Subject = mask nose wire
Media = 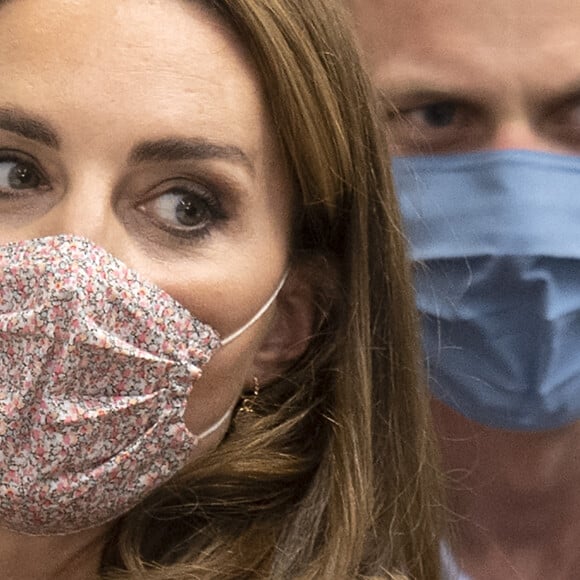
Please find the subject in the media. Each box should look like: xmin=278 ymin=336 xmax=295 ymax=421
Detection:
xmin=220 ymin=270 xmax=289 ymax=347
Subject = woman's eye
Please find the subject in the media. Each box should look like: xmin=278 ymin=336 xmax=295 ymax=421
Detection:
xmin=0 ymin=157 xmax=45 ymax=193
xmin=140 ymin=186 xmax=225 ymax=238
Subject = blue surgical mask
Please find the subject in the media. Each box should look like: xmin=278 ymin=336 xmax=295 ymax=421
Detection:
xmin=392 ymin=150 xmax=580 ymax=430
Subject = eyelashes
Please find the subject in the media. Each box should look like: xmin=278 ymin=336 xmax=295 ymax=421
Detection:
xmin=0 ymin=148 xmax=232 ymax=242
xmin=395 ymin=101 xmax=461 ymax=129
xmin=138 ymin=180 xmax=229 ymax=240
xmin=0 ymin=151 xmax=49 ymax=197
xmin=387 ymin=100 xmax=481 ymax=153
xmin=387 ymin=94 xmax=580 ymax=154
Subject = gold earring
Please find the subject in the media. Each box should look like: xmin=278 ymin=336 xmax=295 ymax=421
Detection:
xmin=239 ymin=377 xmax=261 ymax=413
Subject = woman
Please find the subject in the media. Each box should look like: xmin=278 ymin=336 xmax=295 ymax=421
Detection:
xmin=0 ymin=0 xmax=441 ymax=578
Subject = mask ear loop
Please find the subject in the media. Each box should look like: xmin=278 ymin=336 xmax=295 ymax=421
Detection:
xmin=221 ymin=270 xmax=289 ymax=347
xmin=192 ymin=402 xmax=236 ymax=445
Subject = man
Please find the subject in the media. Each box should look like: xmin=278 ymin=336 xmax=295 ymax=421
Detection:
xmin=349 ymin=1 xmax=580 ymax=578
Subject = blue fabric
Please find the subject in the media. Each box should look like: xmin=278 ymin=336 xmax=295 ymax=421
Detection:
xmin=393 ymin=150 xmax=580 ymax=261
xmin=393 ymin=150 xmax=580 ymax=430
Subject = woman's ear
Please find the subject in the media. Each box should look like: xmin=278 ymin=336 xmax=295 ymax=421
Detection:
xmin=250 ymin=262 xmax=319 ymax=382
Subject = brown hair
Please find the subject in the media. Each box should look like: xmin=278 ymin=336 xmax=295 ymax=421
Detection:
xmin=103 ymin=1 xmax=442 ymax=578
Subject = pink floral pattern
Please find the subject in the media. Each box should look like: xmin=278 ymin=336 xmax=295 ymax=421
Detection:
xmin=0 ymin=235 xmax=221 ymax=535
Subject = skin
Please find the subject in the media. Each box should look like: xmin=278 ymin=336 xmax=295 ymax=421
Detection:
xmin=0 ymin=0 xmax=311 ymax=577
xmin=351 ymin=0 xmax=580 ymax=156
xmin=349 ymin=0 xmax=580 ymax=578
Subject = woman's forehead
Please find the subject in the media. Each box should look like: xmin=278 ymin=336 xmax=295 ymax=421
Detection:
xmin=0 ymin=0 xmax=250 ymax=90
xmin=0 ymin=0 xmax=272 ymax=165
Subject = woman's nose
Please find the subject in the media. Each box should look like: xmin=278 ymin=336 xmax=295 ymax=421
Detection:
xmin=10 ymin=185 xmax=130 ymax=260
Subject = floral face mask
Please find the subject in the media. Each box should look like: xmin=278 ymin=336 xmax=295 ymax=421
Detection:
xmin=0 ymin=235 xmax=285 ymax=535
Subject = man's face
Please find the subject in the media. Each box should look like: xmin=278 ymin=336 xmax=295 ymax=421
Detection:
xmin=349 ymin=0 xmax=580 ymax=155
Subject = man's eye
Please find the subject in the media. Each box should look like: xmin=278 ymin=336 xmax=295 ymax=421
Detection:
xmin=140 ymin=186 xmax=226 ymax=239
xmin=0 ymin=157 xmax=45 ymax=193
xmin=395 ymin=101 xmax=463 ymax=131
xmin=386 ymin=99 xmax=483 ymax=154
xmin=412 ymin=102 xmax=459 ymax=128
xmin=545 ymin=96 xmax=580 ymax=149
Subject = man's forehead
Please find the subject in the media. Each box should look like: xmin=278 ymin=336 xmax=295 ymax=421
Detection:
xmin=349 ymin=0 xmax=580 ymax=39
xmin=349 ymin=0 xmax=580 ymax=77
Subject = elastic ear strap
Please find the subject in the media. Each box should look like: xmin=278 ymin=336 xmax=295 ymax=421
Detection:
xmin=221 ymin=270 xmax=289 ymax=346
xmin=194 ymin=401 xmax=236 ymax=443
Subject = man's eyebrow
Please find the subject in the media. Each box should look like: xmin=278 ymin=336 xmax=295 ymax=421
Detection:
xmin=378 ymin=86 xmax=468 ymax=110
xmin=129 ymin=137 xmax=255 ymax=174
xmin=0 ymin=107 xmax=60 ymax=148
xmin=537 ymin=83 xmax=580 ymax=112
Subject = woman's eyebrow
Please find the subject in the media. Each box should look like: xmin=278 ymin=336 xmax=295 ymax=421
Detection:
xmin=129 ymin=137 xmax=255 ymax=175
xmin=0 ymin=107 xmax=255 ymax=175
xmin=0 ymin=107 xmax=60 ymax=148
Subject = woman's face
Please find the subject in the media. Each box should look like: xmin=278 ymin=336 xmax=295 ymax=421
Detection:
xmin=0 ymin=0 xmax=295 ymax=440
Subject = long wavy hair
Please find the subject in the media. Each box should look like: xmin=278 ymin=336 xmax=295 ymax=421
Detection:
xmin=102 ymin=1 xmax=442 ymax=578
